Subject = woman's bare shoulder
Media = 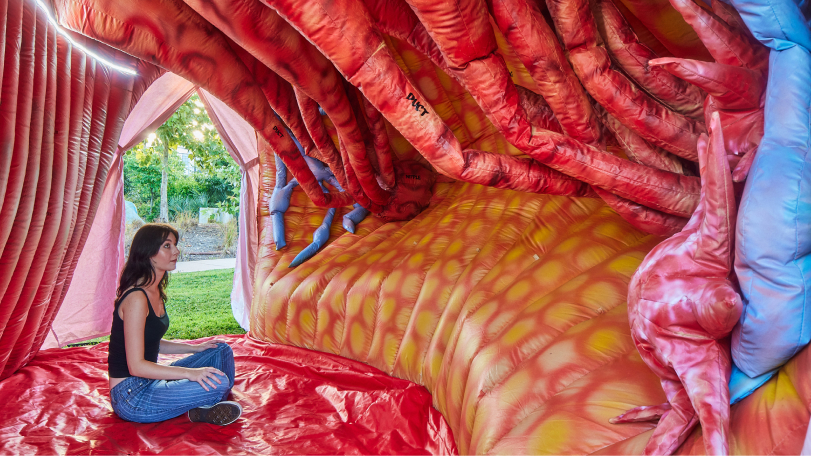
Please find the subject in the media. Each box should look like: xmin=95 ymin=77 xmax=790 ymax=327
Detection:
xmin=119 ymin=288 xmax=149 ymax=316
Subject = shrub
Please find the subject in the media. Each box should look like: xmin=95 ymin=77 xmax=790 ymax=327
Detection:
xmin=172 ymin=211 xmax=198 ymax=241
xmin=169 ymin=193 xmax=209 ymax=221
xmin=219 ymin=218 xmax=238 ymax=254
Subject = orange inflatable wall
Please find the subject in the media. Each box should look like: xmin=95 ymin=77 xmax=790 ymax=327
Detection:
xmin=252 ymin=150 xmax=810 ymax=454
xmin=248 ymin=20 xmax=809 ymax=454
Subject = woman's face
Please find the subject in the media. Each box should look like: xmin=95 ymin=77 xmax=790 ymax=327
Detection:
xmin=151 ymin=233 xmax=180 ymax=273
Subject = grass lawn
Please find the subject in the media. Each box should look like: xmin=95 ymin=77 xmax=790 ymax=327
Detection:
xmin=164 ymin=268 xmax=246 ymax=340
xmin=67 ymin=268 xmax=245 ymax=346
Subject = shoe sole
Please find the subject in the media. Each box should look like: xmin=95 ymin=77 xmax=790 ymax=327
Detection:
xmin=188 ymin=401 xmax=242 ymax=426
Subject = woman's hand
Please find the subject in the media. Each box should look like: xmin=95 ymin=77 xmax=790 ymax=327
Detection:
xmin=191 ymin=340 xmax=225 ymax=352
xmin=186 ymin=366 xmax=226 ymax=391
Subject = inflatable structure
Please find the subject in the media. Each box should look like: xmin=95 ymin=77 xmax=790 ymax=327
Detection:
xmin=0 ymin=0 xmax=809 ymax=453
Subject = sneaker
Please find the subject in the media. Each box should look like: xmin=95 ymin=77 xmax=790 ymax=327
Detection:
xmin=188 ymin=401 xmax=242 ymax=426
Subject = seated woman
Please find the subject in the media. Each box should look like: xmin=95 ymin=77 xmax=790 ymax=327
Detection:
xmin=108 ymin=223 xmax=242 ymax=425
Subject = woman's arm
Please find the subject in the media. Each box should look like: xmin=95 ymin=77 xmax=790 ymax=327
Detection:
xmin=120 ymin=293 xmax=225 ymax=391
xmin=159 ymin=339 xmax=223 ymax=355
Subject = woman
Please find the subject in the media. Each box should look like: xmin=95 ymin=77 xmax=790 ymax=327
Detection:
xmin=108 ymin=223 xmax=242 ymax=425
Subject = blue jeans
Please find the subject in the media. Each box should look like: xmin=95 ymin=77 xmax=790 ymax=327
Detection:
xmin=110 ymin=343 xmax=235 ymax=423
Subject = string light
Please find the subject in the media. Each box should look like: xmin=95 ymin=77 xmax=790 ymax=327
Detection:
xmin=34 ymin=0 xmax=138 ymax=75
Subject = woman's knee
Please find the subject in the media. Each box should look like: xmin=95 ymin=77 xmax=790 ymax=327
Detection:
xmin=211 ymin=372 xmax=232 ymax=399
xmin=213 ymin=342 xmax=233 ymax=357
xmin=215 ymin=344 xmax=235 ymax=380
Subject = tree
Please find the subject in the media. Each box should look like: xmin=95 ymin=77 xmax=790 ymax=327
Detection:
xmin=124 ymin=143 xmax=184 ymax=222
xmin=151 ymin=94 xmax=234 ymax=221
xmin=123 ymin=94 xmax=241 ymax=223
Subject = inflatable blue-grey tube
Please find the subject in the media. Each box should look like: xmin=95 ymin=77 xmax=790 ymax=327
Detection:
xmin=727 ymin=0 xmax=811 ymax=384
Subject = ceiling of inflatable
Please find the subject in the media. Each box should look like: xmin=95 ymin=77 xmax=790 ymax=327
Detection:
xmin=49 ymin=0 xmax=765 ymax=237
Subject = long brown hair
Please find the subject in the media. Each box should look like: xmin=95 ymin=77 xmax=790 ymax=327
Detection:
xmin=117 ymin=223 xmax=179 ymax=303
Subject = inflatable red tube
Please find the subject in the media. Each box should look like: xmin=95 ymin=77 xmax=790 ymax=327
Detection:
xmin=542 ymin=0 xmax=706 ymax=161
xmin=360 ymin=0 xmax=476 ymax=150
xmin=652 ymin=58 xmax=765 ymax=165
xmin=404 ymin=0 xmax=704 ymax=222
xmin=488 ymin=0 xmax=603 ymax=146
xmin=263 ymin=0 xmax=593 ymax=198
xmin=294 ymin=88 xmax=349 ymax=189
xmin=182 ymin=0 xmax=391 ymax=210
xmin=593 ymin=103 xmax=687 ymax=175
xmin=593 ymin=187 xmax=690 ymax=236
xmin=710 ymin=0 xmax=751 ymax=37
xmin=361 ymin=0 xmax=450 ymax=74
xmin=662 ymin=61 xmax=764 ymax=112
xmin=515 ymin=85 xmax=562 ymax=135
xmin=226 ymin=40 xmax=322 ymax=163
xmin=343 ymin=82 xmax=385 ymax=186
xmin=667 ymin=0 xmax=768 ymax=73
xmin=360 ymin=92 xmax=396 ymax=190
xmin=650 ymin=0 xmax=768 ymax=181
xmin=594 ymin=0 xmax=705 ymax=122
xmin=53 ymin=0 xmax=353 ymax=210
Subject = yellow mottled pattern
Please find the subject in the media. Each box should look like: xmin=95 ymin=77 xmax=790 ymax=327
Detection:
xmin=248 ymin=31 xmax=810 ymax=455
xmin=251 ymin=174 xmax=810 ymax=454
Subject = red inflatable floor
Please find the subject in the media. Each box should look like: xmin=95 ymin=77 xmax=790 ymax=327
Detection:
xmin=0 ymin=334 xmax=457 ymax=455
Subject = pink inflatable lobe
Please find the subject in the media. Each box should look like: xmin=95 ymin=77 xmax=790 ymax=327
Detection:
xmin=612 ymin=112 xmax=743 ymax=455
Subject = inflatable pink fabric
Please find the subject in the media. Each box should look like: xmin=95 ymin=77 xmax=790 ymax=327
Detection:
xmin=611 ymin=112 xmax=743 ymax=455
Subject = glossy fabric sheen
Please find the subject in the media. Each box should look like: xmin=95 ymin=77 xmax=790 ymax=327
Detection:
xmin=730 ymin=0 xmax=812 ymax=378
xmin=621 ymin=115 xmax=742 ymax=455
xmin=251 ymin=168 xmax=811 ymax=454
xmin=0 ymin=334 xmax=456 ymax=455
xmin=0 ymin=0 xmax=808 ymax=453
xmin=0 ymin=0 xmax=160 ymax=381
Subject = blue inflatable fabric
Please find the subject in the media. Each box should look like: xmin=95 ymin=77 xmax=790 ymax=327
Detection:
xmin=728 ymin=0 xmax=811 ymax=378
xmin=288 ymin=157 xmax=347 ymax=268
xmin=270 ymin=154 xmax=299 ymax=250
xmin=342 ymin=204 xmax=370 ymax=234
xmin=729 ymin=365 xmax=778 ymax=404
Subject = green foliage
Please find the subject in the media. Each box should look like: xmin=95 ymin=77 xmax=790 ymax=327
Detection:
xmin=123 ymin=145 xmax=186 ymax=222
xmin=168 ymin=194 xmax=209 ymax=220
xmin=123 ymin=94 xmax=241 ymax=222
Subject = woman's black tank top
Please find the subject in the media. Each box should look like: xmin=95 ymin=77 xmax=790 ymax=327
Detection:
xmin=108 ymin=288 xmax=169 ymax=378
